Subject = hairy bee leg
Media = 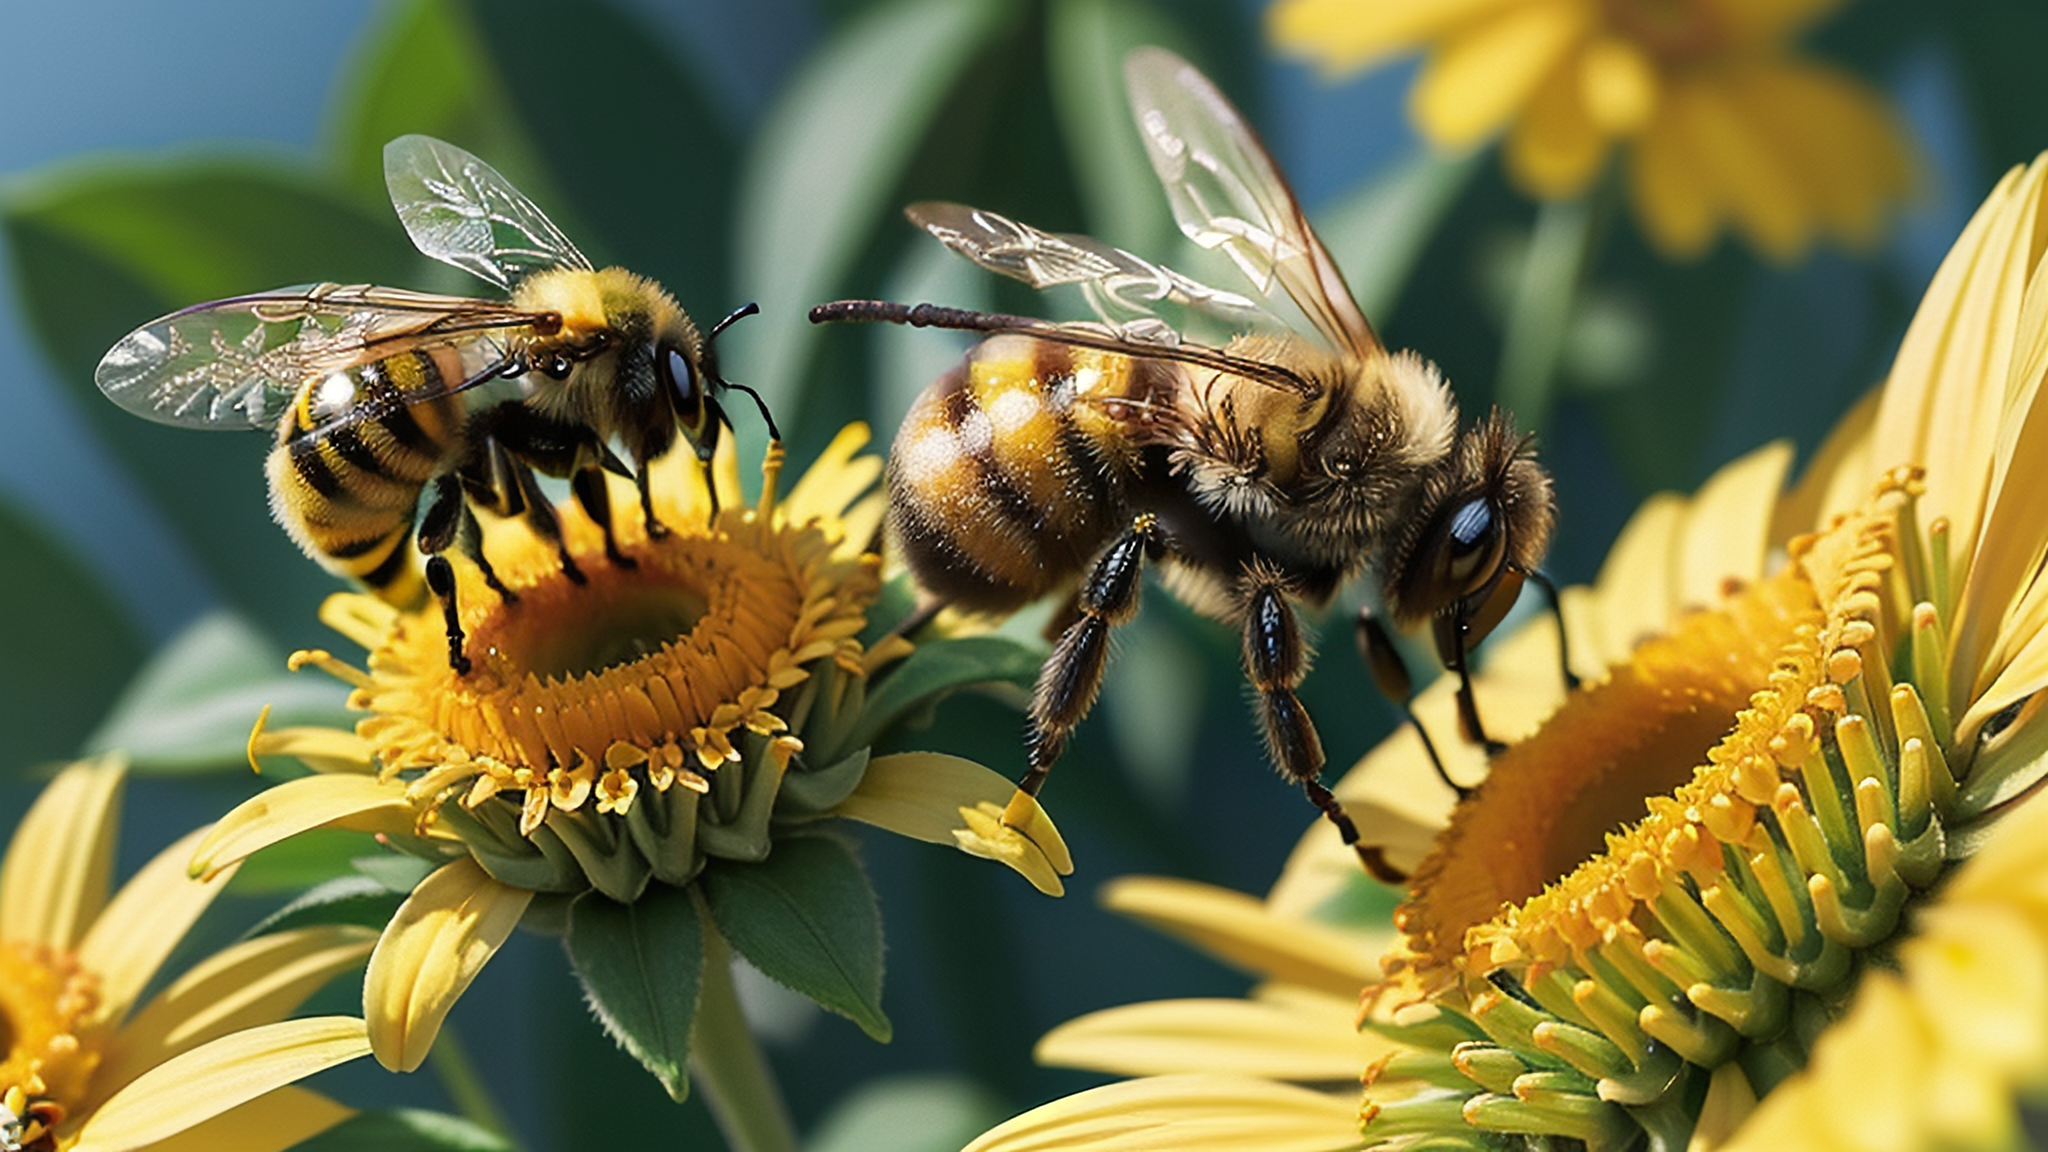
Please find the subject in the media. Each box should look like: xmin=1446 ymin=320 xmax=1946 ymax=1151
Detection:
xmin=1355 ymin=607 xmax=1467 ymax=798
xmin=636 ymin=467 xmax=671 ymax=540
xmin=1243 ymin=575 xmax=1389 ymax=881
xmin=506 ymin=461 xmax=585 ymax=585
xmin=1019 ymin=514 xmax=1159 ymax=799
xmin=570 ymin=466 xmax=635 ymax=568
xmin=425 ymin=555 xmax=472 ymax=676
xmin=419 ymin=474 xmax=515 ymax=603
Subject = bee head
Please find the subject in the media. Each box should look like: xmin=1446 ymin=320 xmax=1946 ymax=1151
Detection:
xmin=1380 ymin=408 xmax=1554 ymax=642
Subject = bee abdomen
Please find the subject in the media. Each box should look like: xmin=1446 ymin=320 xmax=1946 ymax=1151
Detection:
xmin=887 ymin=336 xmax=1131 ymax=611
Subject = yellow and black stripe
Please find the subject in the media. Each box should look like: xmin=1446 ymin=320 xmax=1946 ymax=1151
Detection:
xmin=887 ymin=333 xmax=1171 ymax=611
xmin=265 ymin=347 xmax=468 ymax=605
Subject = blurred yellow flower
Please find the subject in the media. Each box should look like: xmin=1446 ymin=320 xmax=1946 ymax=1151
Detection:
xmin=187 ymin=426 xmax=1068 ymax=1079
xmin=966 ymin=150 xmax=2048 ymax=1150
xmin=2 ymin=757 xmax=372 ymax=1152
xmin=1269 ymin=0 xmax=1916 ymax=260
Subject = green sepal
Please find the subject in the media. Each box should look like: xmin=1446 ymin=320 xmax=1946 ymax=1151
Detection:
xmin=628 ymin=785 xmax=705 ymax=887
xmin=550 ymin=809 xmax=652 ymax=904
xmin=566 ymin=884 xmax=706 ymax=1102
xmin=86 ymin=611 xmax=352 ymax=774
xmin=435 ymin=801 xmax=583 ymax=893
xmin=701 ymin=833 xmax=891 ymax=1041
xmin=696 ymin=735 xmax=789 ymax=862
xmin=776 ymin=748 xmax=870 ymax=817
xmin=241 ymin=874 xmax=408 ymax=938
xmin=840 ymin=636 xmax=1042 ymax=753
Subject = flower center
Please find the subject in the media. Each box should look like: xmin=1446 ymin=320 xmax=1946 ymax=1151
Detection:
xmin=0 ymin=942 xmax=102 ymax=1151
xmin=1601 ymin=0 xmax=1729 ymax=61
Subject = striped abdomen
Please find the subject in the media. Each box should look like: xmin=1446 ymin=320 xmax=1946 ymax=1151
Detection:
xmin=266 ymin=347 xmax=468 ymax=605
xmin=887 ymin=333 xmax=1175 ymax=611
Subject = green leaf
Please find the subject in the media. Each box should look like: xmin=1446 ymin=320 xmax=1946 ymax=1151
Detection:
xmin=1045 ymin=0 xmax=1187 ymax=252
xmin=230 ymin=829 xmax=387 ymax=895
xmin=842 ymin=635 xmax=1042 ymax=752
xmin=0 ymin=498 xmax=143 ymax=774
xmin=243 ymin=874 xmax=409 ymax=937
xmin=729 ymin=0 xmax=1016 ymax=431
xmin=2 ymin=159 xmax=419 ymax=639
xmin=85 ymin=610 xmax=352 ymax=773
xmin=1316 ymin=149 xmax=1483 ymax=327
xmin=566 ymin=884 xmax=706 ymax=1101
xmin=294 ymin=1109 xmax=514 ymax=1152
xmin=700 ymin=834 xmax=890 ymax=1041
xmin=805 ymin=1075 xmax=1006 ymax=1152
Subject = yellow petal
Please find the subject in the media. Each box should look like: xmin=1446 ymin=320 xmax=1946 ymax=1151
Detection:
xmin=1579 ymin=492 xmax=1686 ymax=664
xmin=1771 ymin=385 xmax=1879 ymax=542
xmin=1505 ymin=49 xmax=1610 ymax=199
xmin=1670 ymin=439 xmax=1792 ymax=609
xmin=1713 ymin=0 xmax=1848 ymax=45
xmin=125 ymin=1087 xmax=353 ymax=1152
xmin=1269 ymin=0 xmax=1517 ymax=74
xmin=1722 ymin=60 xmax=1911 ymax=250
xmin=189 ymin=773 xmax=415 ymax=881
xmin=964 ymin=1073 xmax=1362 ymax=1152
xmin=0 ymin=755 xmax=124 ymax=950
xmin=1102 ymin=877 xmax=1381 ymax=997
xmin=96 ymin=926 xmax=377 ymax=1100
xmin=363 ymin=857 xmax=531 ymax=1072
xmin=781 ymin=421 xmax=880 ymax=532
xmin=68 ymin=1017 xmax=370 ymax=1152
xmin=837 ymin=752 xmax=1074 ymax=894
xmin=1902 ymin=902 xmax=2048 ymax=1078
xmin=248 ymin=722 xmax=377 ymax=775
xmin=1411 ymin=1 xmax=1586 ymax=147
xmin=1037 ymin=992 xmax=1386 ymax=1080
xmin=1668 ymin=74 xmax=1810 ymax=262
xmin=1628 ymin=98 xmax=1719 ymax=259
xmin=77 ymin=827 xmax=238 ymax=1027
xmin=1577 ymin=34 xmax=1657 ymax=134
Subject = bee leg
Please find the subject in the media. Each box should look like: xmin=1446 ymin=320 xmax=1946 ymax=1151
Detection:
xmin=508 ymin=461 xmax=586 ymax=585
xmin=1433 ymin=609 xmax=1506 ymax=756
xmin=1244 ymin=573 xmax=1395 ymax=883
xmin=571 ymin=464 xmax=635 ymax=569
xmin=1527 ymin=570 xmax=1580 ymax=691
xmin=424 ymin=554 xmax=472 ymax=676
xmin=1355 ymin=607 xmax=1467 ymax=798
xmin=1018 ymin=514 xmax=1158 ymax=801
xmin=420 ymin=474 xmax=515 ymax=603
xmin=636 ymin=467 xmax=670 ymax=540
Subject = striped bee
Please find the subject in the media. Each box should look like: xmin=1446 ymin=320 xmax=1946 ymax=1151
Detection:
xmin=813 ymin=49 xmax=1554 ymax=873
xmin=95 ymin=135 xmax=772 ymax=672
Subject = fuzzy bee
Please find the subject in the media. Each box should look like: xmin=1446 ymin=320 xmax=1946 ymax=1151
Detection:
xmin=95 ymin=136 xmax=774 ymax=673
xmin=812 ymin=49 xmax=1554 ymax=870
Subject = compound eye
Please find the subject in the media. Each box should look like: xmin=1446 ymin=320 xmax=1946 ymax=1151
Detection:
xmin=1432 ymin=496 xmax=1507 ymax=601
xmin=660 ymin=344 xmax=703 ymax=428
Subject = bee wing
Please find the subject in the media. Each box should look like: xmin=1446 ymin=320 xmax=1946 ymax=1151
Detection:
xmin=383 ymin=134 xmax=592 ymax=292
xmin=1123 ymin=47 xmax=1379 ymax=360
xmin=906 ymin=200 xmax=1280 ymax=335
xmin=95 ymin=283 xmax=544 ymax=430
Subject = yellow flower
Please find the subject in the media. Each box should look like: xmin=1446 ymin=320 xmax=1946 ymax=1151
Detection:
xmin=1269 ymin=0 xmax=1916 ymax=261
xmin=186 ymin=425 xmax=1069 ymax=1083
xmin=2 ymin=757 xmax=372 ymax=1152
xmin=965 ymin=151 xmax=2048 ymax=1151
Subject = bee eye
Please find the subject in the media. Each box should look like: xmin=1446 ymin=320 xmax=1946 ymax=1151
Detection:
xmin=660 ymin=344 xmax=703 ymax=427
xmin=1435 ymin=496 xmax=1507 ymax=599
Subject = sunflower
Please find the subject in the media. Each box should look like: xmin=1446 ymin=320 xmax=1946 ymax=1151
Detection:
xmin=1 ymin=757 xmax=372 ymax=1152
xmin=962 ymin=151 xmax=2048 ymax=1151
xmin=185 ymin=425 xmax=1070 ymax=1097
xmin=1268 ymin=0 xmax=1916 ymax=261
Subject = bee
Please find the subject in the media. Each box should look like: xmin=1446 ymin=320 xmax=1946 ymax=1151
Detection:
xmin=812 ymin=48 xmax=1554 ymax=874
xmin=95 ymin=135 xmax=775 ymax=673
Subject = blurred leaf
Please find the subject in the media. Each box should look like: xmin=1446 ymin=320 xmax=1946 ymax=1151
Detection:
xmin=1317 ymin=149 xmax=1482 ymax=326
xmin=566 ymin=884 xmax=705 ymax=1101
xmin=472 ymin=0 xmax=734 ymax=308
xmin=843 ymin=635 xmax=1042 ymax=752
xmin=1044 ymin=0 xmax=1187 ymax=252
xmin=0 ymin=498 xmax=143 ymax=774
xmin=805 ymin=1074 xmax=1006 ymax=1152
xmin=86 ymin=610 xmax=352 ymax=773
xmin=1495 ymin=195 xmax=1596 ymax=434
xmin=295 ymin=1109 xmax=514 ymax=1152
xmin=2 ymin=159 xmax=418 ymax=639
xmin=701 ymin=834 xmax=890 ymax=1041
xmin=327 ymin=0 xmax=530 ymax=202
xmin=1101 ymin=610 xmax=1205 ymax=810
xmin=731 ymin=0 xmax=1016 ymax=430
xmin=231 ymin=829 xmax=388 ymax=895
xmin=244 ymin=873 xmax=409 ymax=936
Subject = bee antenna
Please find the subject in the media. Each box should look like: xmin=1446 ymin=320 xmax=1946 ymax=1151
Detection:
xmin=699 ymin=302 xmax=783 ymax=442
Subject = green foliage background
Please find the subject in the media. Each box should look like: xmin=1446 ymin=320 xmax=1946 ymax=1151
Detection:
xmin=3 ymin=0 xmax=2043 ymax=1148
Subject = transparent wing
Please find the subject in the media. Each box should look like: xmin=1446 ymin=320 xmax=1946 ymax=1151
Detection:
xmin=1123 ymin=47 xmax=1378 ymax=359
xmin=94 ymin=283 xmax=544 ymax=430
xmin=384 ymin=134 xmax=591 ymax=291
xmin=906 ymin=200 xmax=1278 ymax=341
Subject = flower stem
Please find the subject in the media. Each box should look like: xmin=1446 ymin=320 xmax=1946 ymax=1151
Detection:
xmin=692 ymin=931 xmax=799 ymax=1152
xmin=1495 ymin=189 xmax=1603 ymax=433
